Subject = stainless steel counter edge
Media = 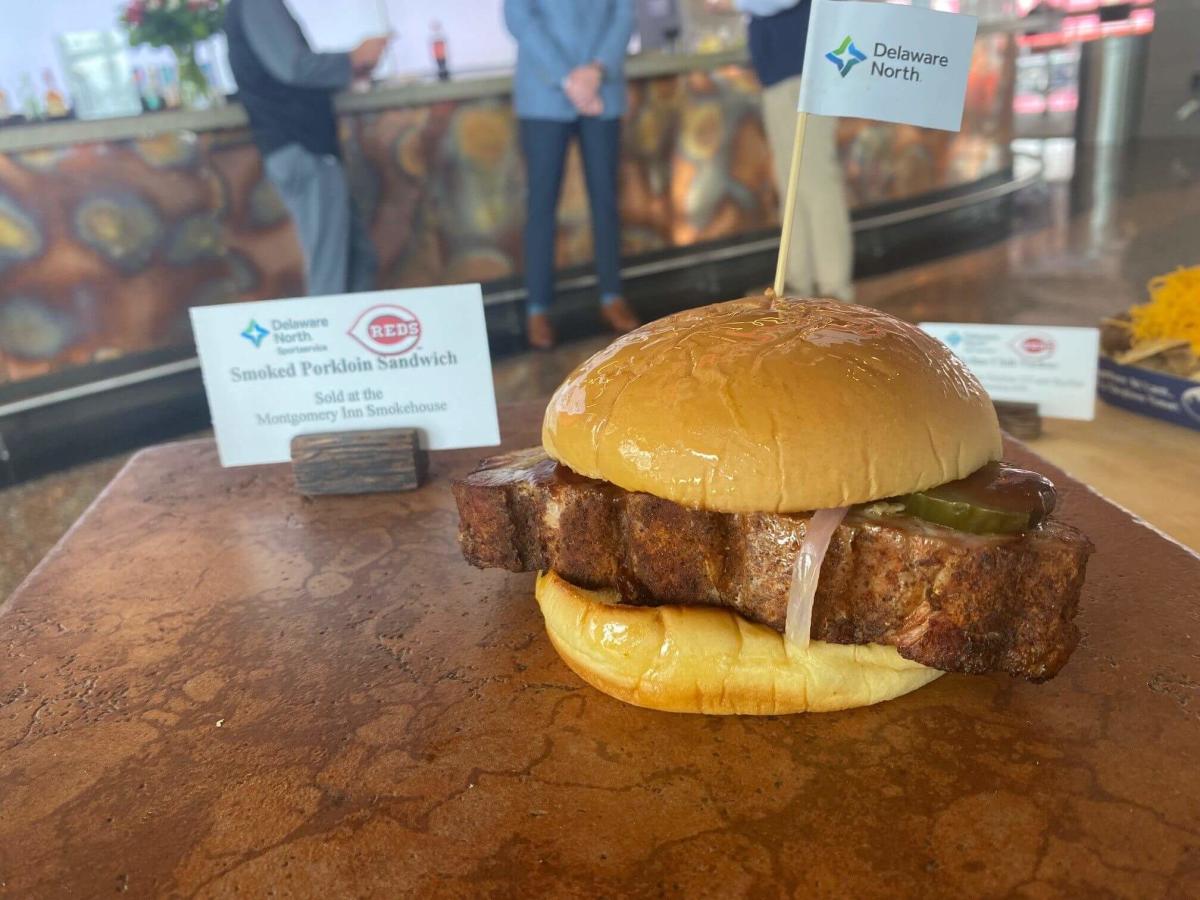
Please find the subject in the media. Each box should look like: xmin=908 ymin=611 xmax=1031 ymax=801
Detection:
xmin=0 ymin=48 xmax=751 ymax=154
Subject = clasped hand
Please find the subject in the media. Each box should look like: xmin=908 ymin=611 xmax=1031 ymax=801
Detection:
xmin=564 ymin=63 xmax=603 ymax=116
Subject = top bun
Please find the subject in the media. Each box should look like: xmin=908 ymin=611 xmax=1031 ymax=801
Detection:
xmin=542 ymin=295 xmax=1001 ymax=513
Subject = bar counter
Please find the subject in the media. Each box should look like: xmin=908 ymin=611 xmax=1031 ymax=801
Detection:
xmin=0 ymin=41 xmax=1016 ymax=384
xmin=0 ymin=50 xmax=758 ymax=154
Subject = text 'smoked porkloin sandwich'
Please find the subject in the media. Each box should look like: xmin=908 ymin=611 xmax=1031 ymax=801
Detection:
xmin=453 ymin=297 xmax=1093 ymax=714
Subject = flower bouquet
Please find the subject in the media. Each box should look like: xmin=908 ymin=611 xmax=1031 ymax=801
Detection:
xmin=119 ymin=0 xmax=227 ymax=107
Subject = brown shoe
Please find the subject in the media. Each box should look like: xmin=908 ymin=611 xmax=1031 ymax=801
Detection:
xmin=527 ymin=312 xmax=557 ymax=351
xmin=600 ymin=297 xmax=641 ymax=334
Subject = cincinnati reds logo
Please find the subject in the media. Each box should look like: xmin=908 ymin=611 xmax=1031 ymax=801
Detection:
xmin=348 ymin=305 xmax=422 ymax=356
xmin=1011 ymin=333 xmax=1056 ymax=360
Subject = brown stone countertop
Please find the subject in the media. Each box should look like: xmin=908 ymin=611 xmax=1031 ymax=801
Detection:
xmin=2 ymin=401 xmax=1199 ymax=897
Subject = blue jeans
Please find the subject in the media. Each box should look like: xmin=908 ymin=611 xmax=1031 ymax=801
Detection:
xmin=518 ymin=117 xmax=622 ymax=315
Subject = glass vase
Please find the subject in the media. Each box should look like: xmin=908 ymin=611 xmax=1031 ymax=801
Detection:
xmin=173 ymin=44 xmax=212 ymax=110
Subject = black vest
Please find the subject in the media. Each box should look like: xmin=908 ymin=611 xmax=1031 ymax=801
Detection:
xmin=224 ymin=0 xmax=340 ymax=158
xmin=747 ymin=0 xmax=812 ymax=88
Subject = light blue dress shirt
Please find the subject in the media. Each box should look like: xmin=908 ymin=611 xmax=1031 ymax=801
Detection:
xmin=504 ymin=0 xmax=635 ymax=121
xmin=735 ymin=0 xmax=802 ymax=15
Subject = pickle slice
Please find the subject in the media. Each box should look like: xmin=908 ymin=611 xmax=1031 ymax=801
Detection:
xmin=900 ymin=462 xmax=1056 ymax=535
xmin=901 ymin=491 xmax=1032 ymax=534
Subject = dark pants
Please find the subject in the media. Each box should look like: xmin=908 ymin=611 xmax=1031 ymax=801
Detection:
xmin=518 ymin=117 xmax=622 ymax=314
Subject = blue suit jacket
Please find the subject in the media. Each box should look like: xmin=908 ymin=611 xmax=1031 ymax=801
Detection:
xmin=504 ymin=0 xmax=635 ymax=121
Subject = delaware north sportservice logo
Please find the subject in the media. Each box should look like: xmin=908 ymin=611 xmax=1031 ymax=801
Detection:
xmin=240 ymin=319 xmax=270 ymax=348
xmin=825 ymin=35 xmax=867 ymax=78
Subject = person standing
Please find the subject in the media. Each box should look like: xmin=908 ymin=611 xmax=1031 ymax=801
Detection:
xmin=225 ymin=0 xmax=388 ymax=296
xmin=708 ymin=0 xmax=854 ymax=300
xmin=505 ymin=0 xmax=640 ymax=350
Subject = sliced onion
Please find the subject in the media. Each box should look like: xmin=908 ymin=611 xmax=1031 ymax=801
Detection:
xmin=784 ymin=506 xmax=849 ymax=651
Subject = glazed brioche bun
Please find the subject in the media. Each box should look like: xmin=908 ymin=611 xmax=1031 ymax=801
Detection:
xmin=536 ymin=571 xmax=942 ymax=714
xmin=543 ymin=295 xmax=1001 ymax=513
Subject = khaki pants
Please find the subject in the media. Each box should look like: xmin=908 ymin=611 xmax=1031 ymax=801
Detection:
xmin=761 ymin=75 xmax=854 ymax=300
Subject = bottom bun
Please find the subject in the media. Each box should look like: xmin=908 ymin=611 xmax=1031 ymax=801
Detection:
xmin=535 ymin=570 xmax=942 ymax=715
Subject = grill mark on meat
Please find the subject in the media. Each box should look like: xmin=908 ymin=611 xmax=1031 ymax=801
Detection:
xmin=451 ymin=448 xmax=1094 ymax=681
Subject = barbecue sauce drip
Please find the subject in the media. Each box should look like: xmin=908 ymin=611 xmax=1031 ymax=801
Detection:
xmin=899 ymin=462 xmax=1057 ymax=535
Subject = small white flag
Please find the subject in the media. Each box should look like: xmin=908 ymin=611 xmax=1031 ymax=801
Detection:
xmin=798 ymin=0 xmax=978 ymax=132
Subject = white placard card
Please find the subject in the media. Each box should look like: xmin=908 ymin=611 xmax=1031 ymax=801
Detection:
xmin=190 ymin=285 xmax=500 ymax=467
xmin=921 ymin=323 xmax=1101 ymax=421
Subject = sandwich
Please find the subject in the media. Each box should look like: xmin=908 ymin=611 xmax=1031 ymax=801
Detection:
xmin=452 ymin=296 xmax=1093 ymax=714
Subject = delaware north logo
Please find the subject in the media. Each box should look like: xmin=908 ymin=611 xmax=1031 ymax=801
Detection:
xmin=240 ymin=319 xmax=270 ymax=348
xmin=825 ymin=35 xmax=867 ymax=78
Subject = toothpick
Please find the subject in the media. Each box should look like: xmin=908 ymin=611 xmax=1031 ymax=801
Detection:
xmin=772 ymin=111 xmax=810 ymax=298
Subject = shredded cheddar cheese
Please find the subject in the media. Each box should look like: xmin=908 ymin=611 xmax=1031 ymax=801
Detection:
xmin=1131 ymin=266 xmax=1200 ymax=354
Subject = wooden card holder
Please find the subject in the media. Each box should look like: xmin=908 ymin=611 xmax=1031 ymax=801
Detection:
xmin=993 ymin=400 xmax=1042 ymax=440
xmin=290 ymin=428 xmax=428 ymax=496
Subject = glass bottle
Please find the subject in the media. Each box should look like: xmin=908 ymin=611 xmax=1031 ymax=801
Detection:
xmin=18 ymin=73 xmax=42 ymax=121
xmin=199 ymin=62 xmax=223 ymax=105
xmin=147 ymin=68 xmax=169 ymax=110
xmin=158 ymin=64 xmax=181 ymax=109
xmin=43 ymin=69 xmax=69 ymax=118
xmin=430 ymin=20 xmax=450 ymax=82
xmin=134 ymin=67 xmax=161 ymax=111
